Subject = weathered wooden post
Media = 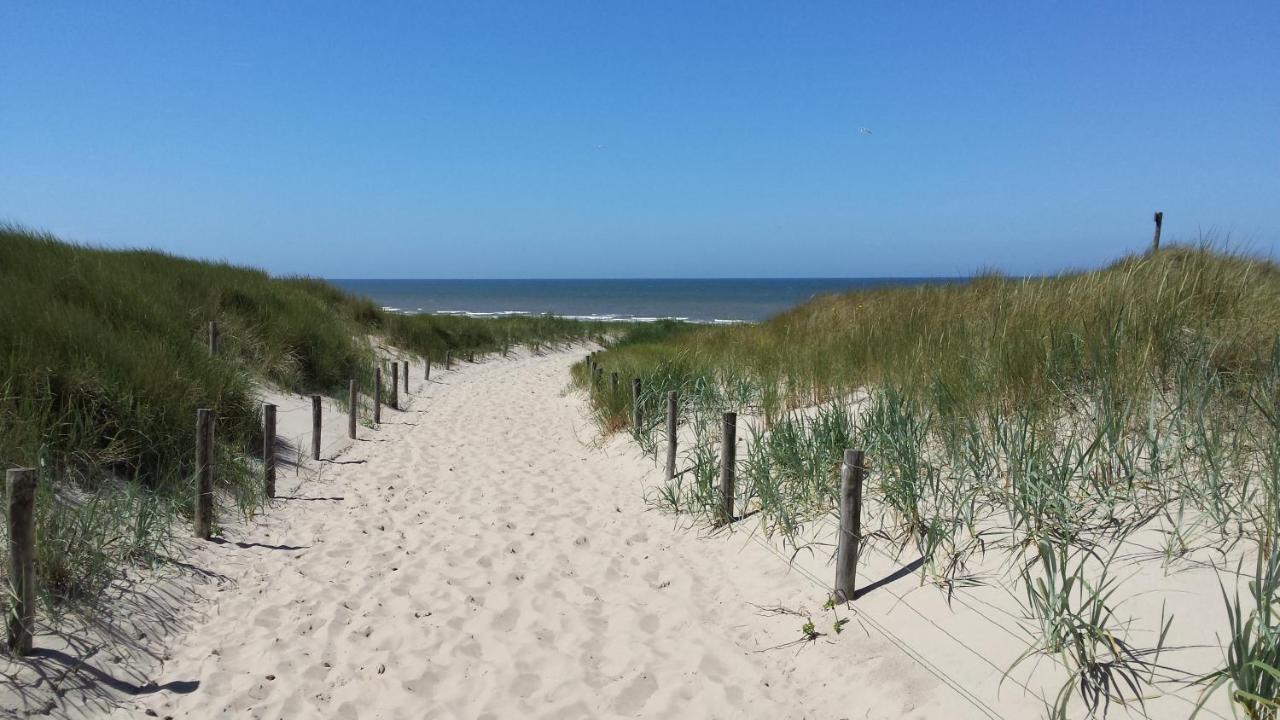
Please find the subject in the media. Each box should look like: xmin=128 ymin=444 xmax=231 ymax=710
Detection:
xmin=631 ymin=378 xmax=643 ymax=429
xmin=424 ymin=358 xmax=431 ymax=381
xmin=311 ymin=395 xmax=322 ymax=460
xmin=593 ymin=366 xmax=602 ymax=386
xmin=718 ymin=412 xmax=736 ymax=526
xmin=263 ymin=404 xmax=277 ymax=498
xmin=834 ymin=449 xmax=865 ymax=603
xmin=665 ymin=391 xmax=678 ymax=480
xmin=6 ymin=468 xmax=37 ymax=656
xmin=194 ymin=408 xmax=213 ymax=539
xmin=374 ymin=367 xmax=383 ymax=424
xmin=207 ymin=321 xmax=218 ymax=356
xmin=610 ymin=371 xmax=619 ymax=393
xmin=402 ymin=360 xmax=409 ymax=393
xmin=1152 ymin=211 xmax=1163 ymax=251
xmin=445 ymin=349 xmax=452 ymax=370
xmin=348 ymin=380 xmax=357 ymax=439
xmin=468 ymin=351 xmax=475 ymax=363
xmin=390 ymin=363 xmax=399 ymax=410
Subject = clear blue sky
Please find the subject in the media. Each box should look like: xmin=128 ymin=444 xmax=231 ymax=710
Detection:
xmin=2 ymin=2 xmax=1277 ymax=278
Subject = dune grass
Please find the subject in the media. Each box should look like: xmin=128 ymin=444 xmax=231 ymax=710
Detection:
xmin=0 ymin=226 xmax=610 ymax=609
xmin=579 ymin=244 xmax=1280 ymax=716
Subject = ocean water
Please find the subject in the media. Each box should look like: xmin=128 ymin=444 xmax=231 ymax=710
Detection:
xmin=327 ymin=278 xmax=954 ymax=324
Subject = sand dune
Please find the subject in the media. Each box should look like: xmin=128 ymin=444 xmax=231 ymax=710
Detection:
xmin=12 ymin=348 xmax=1067 ymax=719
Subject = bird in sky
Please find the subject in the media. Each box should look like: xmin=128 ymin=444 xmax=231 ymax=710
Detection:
xmin=858 ymin=127 xmax=873 ymax=135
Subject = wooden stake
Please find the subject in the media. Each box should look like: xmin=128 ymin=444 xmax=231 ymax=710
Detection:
xmin=194 ymin=408 xmax=213 ymax=539
xmin=263 ymin=404 xmax=276 ymax=498
xmin=207 ymin=320 xmax=218 ymax=356
xmin=402 ymin=360 xmax=409 ymax=393
xmin=311 ymin=395 xmax=322 ymax=460
xmin=631 ymin=378 xmax=642 ymax=429
xmin=834 ymin=449 xmax=865 ymax=603
xmin=1152 ymin=211 xmax=1164 ymax=252
xmin=348 ymin=380 xmax=357 ymax=439
xmin=390 ymin=363 xmax=399 ymax=410
xmin=445 ymin=349 xmax=452 ymax=370
xmin=374 ymin=367 xmax=382 ymax=424
xmin=665 ymin=391 xmax=678 ymax=480
xmin=6 ymin=468 xmax=37 ymax=656
xmin=718 ymin=412 xmax=736 ymax=526
xmin=424 ymin=358 xmax=431 ymax=381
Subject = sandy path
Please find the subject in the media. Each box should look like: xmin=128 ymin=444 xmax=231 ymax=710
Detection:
xmin=112 ymin=349 xmax=1012 ymax=719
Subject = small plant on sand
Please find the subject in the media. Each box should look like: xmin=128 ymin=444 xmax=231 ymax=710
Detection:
xmin=1197 ymin=546 xmax=1280 ymax=720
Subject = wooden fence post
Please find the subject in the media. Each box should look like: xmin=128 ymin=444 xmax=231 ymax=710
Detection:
xmin=374 ymin=367 xmax=383 ymax=423
xmin=311 ymin=395 xmax=322 ymax=460
xmin=593 ymin=366 xmax=602 ymax=386
xmin=718 ymin=412 xmax=736 ymax=526
xmin=1152 ymin=211 xmax=1163 ymax=252
xmin=263 ymin=404 xmax=276 ymax=498
xmin=425 ymin=358 xmax=431 ymax=381
xmin=445 ymin=349 xmax=452 ymax=370
xmin=194 ymin=408 xmax=213 ymax=539
xmin=631 ymin=378 xmax=642 ymax=429
xmin=348 ymin=380 xmax=357 ymax=439
xmin=402 ymin=360 xmax=409 ymax=393
xmin=834 ymin=449 xmax=865 ymax=603
xmin=665 ymin=391 xmax=678 ymax=480
xmin=207 ymin=321 xmax=218 ymax=356
xmin=6 ymin=468 xmax=37 ymax=656
xmin=390 ymin=363 xmax=399 ymax=410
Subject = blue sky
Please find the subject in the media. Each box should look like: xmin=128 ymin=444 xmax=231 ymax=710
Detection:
xmin=2 ymin=2 xmax=1277 ymax=278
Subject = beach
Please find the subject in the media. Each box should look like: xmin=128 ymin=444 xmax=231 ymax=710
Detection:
xmin=4 ymin=347 xmax=1047 ymax=719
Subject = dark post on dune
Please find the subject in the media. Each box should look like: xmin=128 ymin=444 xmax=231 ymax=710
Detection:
xmin=402 ymin=360 xmax=409 ymax=393
xmin=6 ymin=468 xmax=37 ymax=656
xmin=263 ymin=404 xmax=277 ymax=498
xmin=207 ymin=320 xmax=218 ymax=356
xmin=311 ymin=395 xmax=322 ymax=461
xmin=374 ymin=367 xmax=382 ymax=424
xmin=194 ymin=408 xmax=213 ymax=539
xmin=1152 ymin=211 xmax=1164 ymax=252
xmin=665 ymin=391 xmax=678 ymax=480
xmin=631 ymin=378 xmax=642 ymax=429
xmin=834 ymin=449 xmax=865 ymax=603
xmin=424 ymin=358 xmax=431 ymax=381
xmin=718 ymin=412 xmax=737 ymax=526
xmin=390 ymin=363 xmax=399 ymax=410
xmin=445 ymin=349 xmax=452 ymax=370
xmin=348 ymin=380 xmax=357 ymax=439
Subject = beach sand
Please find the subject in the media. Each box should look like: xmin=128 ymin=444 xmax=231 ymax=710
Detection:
xmin=4 ymin=348 xmax=1236 ymax=719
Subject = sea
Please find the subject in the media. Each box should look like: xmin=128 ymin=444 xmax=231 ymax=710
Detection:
xmin=327 ymin=278 xmax=954 ymax=325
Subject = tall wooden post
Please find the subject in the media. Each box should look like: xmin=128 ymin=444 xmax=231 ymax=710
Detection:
xmin=390 ymin=363 xmax=399 ymax=410
xmin=834 ymin=449 xmax=865 ymax=603
xmin=665 ymin=391 xmax=678 ymax=480
xmin=718 ymin=412 xmax=736 ymax=526
xmin=1152 ymin=211 xmax=1163 ymax=251
xmin=311 ymin=395 xmax=322 ymax=461
xmin=425 ymin=358 xmax=431 ymax=381
xmin=263 ymin=404 xmax=277 ymax=498
xmin=445 ymin=349 xmax=452 ymax=370
xmin=348 ymin=380 xmax=357 ymax=439
xmin=374 ymin=367 xmax=382 ymax=424
xmin=402 ymin=361 xmax=409 ymax=393
xmin=6 ymin=468 xmax=37 ymax=656
xmin=631 ymin=378 xmax=642 ymax=429
xmin=207 ymin=321 xmax=218 ymax=356
xmin=194 ymin=408 xmax=213 ymax=539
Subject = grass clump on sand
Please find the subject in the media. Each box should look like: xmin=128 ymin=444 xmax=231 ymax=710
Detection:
xmin=0 ymin=225 xmax=609 ymax=610
xmin=579 ymin=244 xmax=1280 ymax=717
